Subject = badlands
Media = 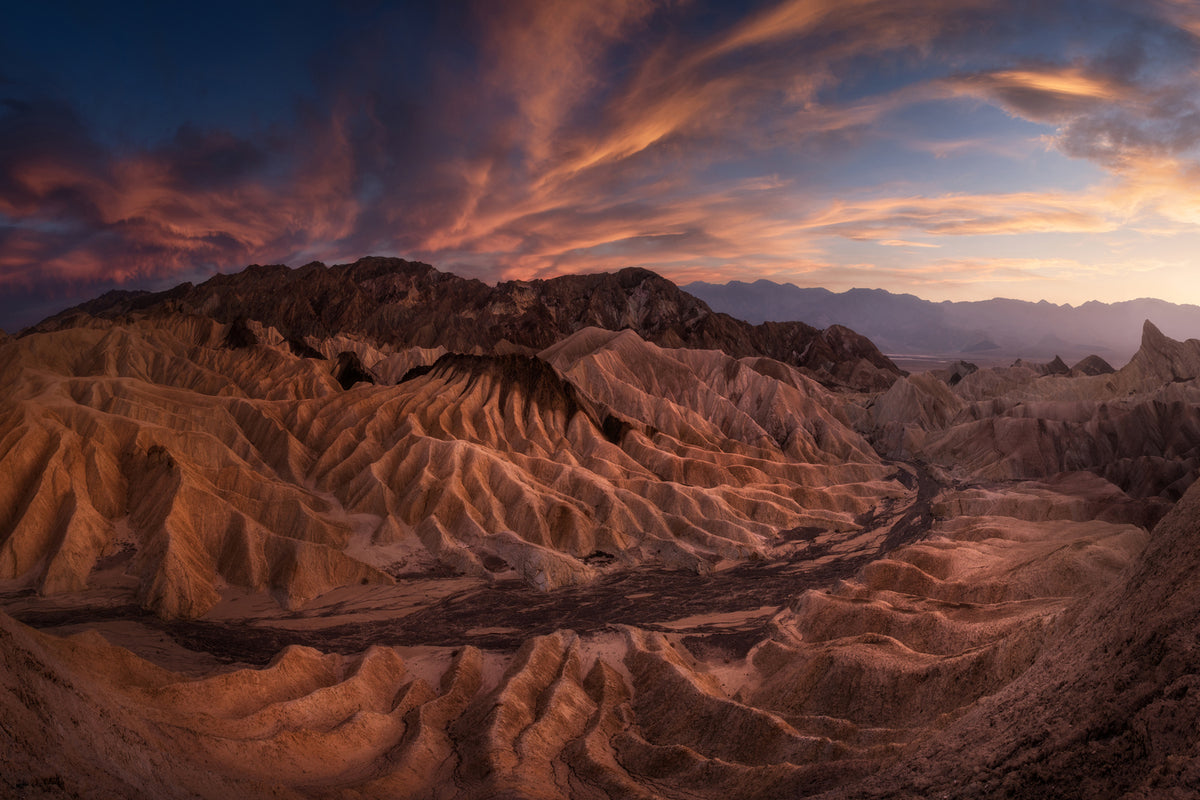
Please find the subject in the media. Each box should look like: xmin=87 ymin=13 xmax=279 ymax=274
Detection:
xmin=3 ymin=258 xmax=1200 ymax=798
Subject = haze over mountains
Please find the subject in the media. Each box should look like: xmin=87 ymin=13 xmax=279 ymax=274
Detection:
xmin=685 ymin=279 xmax=1200 ymax=365
xmin=4 ymin=258 xmax=1200 ymax=798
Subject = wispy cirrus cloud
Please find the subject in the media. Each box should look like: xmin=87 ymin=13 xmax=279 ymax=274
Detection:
xmin=794 ymin=189 xmax=1137 ymax=245
xmin=943 ymin=65 xmax=1133 ymax=122
xmin=879 ymin=239 xmax=941 ymax=248
xmin=4 ymin=0 xmax=1200 ymax=331
xmin=935 ymin=12 xmax=1200 ymax=230
xmin=401 ymin=0 xmax=1010 ymax=272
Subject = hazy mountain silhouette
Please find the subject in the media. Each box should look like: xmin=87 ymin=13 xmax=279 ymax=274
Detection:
xmin=685 ymin=279 xmax=1200 ymax=363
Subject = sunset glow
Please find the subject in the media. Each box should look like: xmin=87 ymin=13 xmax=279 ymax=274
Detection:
xmin=3 ymin=0 xmax=1200 ymax=329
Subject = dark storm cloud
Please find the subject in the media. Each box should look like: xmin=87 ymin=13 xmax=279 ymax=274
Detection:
xmin=0 ymin=98 xmax=106 ymax=222
xmin=156 ymin=127 xmax=269 ymax=191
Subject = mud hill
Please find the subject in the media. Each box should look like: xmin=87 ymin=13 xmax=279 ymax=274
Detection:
xmin=3 ymin=262 xmax=1200 ymax=799
xmin=0 ymin=314 xmax=895 ymax=620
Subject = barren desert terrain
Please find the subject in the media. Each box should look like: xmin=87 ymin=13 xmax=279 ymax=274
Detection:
xmin=4 ymin=259 xmax=1200 ymax=799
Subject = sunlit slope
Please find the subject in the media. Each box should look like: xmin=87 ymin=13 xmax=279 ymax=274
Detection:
xmin=0 ymin=475 xmax=1155 ymax=800
xmin=0 ymin=317 xmax=898 ymax=618
xmin=7 ymin=282 xmax=1200 ymax=798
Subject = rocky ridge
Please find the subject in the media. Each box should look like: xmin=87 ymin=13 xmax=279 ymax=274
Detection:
xmin=3 ymin=269 xmax=1200 ymax=798
xmin=33 ymin=258 xmax=901 ymax=392
xmin=870 ymin=320 xmax=1200 ymax=515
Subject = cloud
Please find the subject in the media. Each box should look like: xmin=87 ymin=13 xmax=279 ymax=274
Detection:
xmin=7 ymin=0 xmax=1200 ymax=331
xmin=879 ymin=239 xmax=940 ymax=248
xmin=537 ymin=0 xmax=1000 ymax=180
xmin=925 ymin=3 xmax=1200 ymax=241
xmin=944 ymin=65 xmax=1132 ymax=122
xmin=705 ymin=0 xmax=994 ymax=61
xmin=1156 ymin=0 xmax=1200 ymax=41
xmin=0 ymin=93 xmax=372 ymax=295
xmin=0 ymin=98 xmax=105 ymax=223
xmin=905 ymin=136 xmax=1038 ymax=160
xmin=474 ymin=0 xmax=660 ymax=165
xmin=801 ymin=191 xmax=1126 ymax=239
xmin=2 ymin=0 xmax=1010 ymax=312
xmin=944 ymin=57 xmax=1200 ymax=174
xmin=396 ymin=0 xmax=1016 ymax=279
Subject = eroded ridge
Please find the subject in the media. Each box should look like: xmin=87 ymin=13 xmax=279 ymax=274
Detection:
xmin=5 ymin=268 xmax=1200 ymax=798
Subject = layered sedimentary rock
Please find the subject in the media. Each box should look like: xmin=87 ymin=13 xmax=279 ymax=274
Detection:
xmin=0 ymin=474 xmax=1157 ymax=800
xmin=846 ymin=474 xmax=1200 ymax=799
xmin=0 ymin=313 xmax=896 ymax=619
xmin=871 ymin=320 xmax=1200 ymax=516
xmin=5 ymin=265 xmax=1200 ymax=799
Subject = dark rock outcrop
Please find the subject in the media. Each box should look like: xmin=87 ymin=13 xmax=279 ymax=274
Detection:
xmin=1043 ymin=354 xmax=1070 ymax=375
xmin=1012 ymin=354 xmax=1070 ymax=376
xmin=222 ymin=317 xmax=258 ymax=350
xmin=35 ymin=258 xmax=901 ymax=391
xmin=402 ymin=352 xmax=603 ymax=427
xmin=1071 ymin=354 xmax=1115 ymax=376
xmin=932 ymin=359 xmax=978 ymax=386
xmin=333 ymin=351 xmax=377 ymax=389
xmin=285 ymin=337 xmax=325 ymax=359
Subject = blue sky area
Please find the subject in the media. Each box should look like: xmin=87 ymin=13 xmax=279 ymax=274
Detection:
xmin=4 ymin=0 xmax=1200 ymax=330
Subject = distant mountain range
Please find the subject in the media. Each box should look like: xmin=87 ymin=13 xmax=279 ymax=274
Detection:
xmin=35 ymin=258 xmax=900 ymax=391
xmin=684 ymin=280 xmax=1200 ymax=364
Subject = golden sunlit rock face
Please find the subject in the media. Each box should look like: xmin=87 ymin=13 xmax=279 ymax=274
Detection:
xmin=4 ymin=262 xmax=1200 ymax=798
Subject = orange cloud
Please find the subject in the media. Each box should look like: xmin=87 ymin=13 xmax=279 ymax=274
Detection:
xmin=879 ymin=239 xmax=941 ymax=248
xmin=7 ymin=0 xmax=1200 ymax=326
xmin=794 ymin=190 xmax=1127 ymax=239
xmin=706 ymin=0 xmax=994 ymax=61
xmin=941 ymin=64 xmax=1133 ymax=123
xmin=0 ymin=116 xmax=363 ymax=293
xmin=476 ymin=0 xmax=660 ymax=165
xmin=408 ymin=0 xmax=1200 ymax=308
xmin=942 ymin=51 xmax=1200 ymax=239
xmin=958 ymin=67 xmax=1126 ymax=102
xmin=1158 ymin=0 xmax=1200 ymax=40
xmin=407 ymin=0 xmax=1001 ymax=272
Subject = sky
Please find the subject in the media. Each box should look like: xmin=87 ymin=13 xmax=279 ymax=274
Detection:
xmin=4 ymin=0 xmax=1200 ymax=331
